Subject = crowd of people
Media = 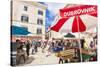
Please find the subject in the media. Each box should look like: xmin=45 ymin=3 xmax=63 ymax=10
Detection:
xmin=13 ymin=37 xmax=97 ymax=64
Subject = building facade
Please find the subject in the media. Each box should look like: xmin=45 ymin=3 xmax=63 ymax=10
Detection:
xmin=12 ymin=0 xmax=47 ymax=41
xmin=45 ymin=30 xmax=64 ymax=40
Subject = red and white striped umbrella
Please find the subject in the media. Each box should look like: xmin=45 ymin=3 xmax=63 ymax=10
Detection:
xmin=50 ymin=5 xmax=97 ymax=33
xmin=50 ymin=5 xmax=97 ymax=62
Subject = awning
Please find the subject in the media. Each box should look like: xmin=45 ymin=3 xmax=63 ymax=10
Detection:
xmin=11 ymin=25 xmax=30 ymax=35
xmin=64 ymin=33 xmax=75 ymax=38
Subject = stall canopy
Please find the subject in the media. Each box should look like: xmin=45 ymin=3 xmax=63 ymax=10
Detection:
xmin=11 ymin=25 xmax=31 ymax=35
xmin=64 ymin=33 xmax=75 ymax=38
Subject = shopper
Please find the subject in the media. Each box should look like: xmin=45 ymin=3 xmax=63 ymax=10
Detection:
xmin=26 ymin=40 xmax=31 ymax=57
xmin=34 ymin=43 xmax=38 ymax=53
xmin=90 ymin=41 xmax=94 ymax=49
xmin=16 ymin=39 xmax=21 ymax=49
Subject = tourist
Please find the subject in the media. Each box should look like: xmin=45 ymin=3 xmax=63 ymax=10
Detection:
xmin=41 ymin=41 xmax=46 ymax=53
xmin=16 ymin=39 xmax=21 ymax=49
xmin=26 ymin=40 xmax=31 ymax=57
xmin=31 ymin=40 xmax=35 ymax=54
xmin=45 ymin=44 xmax=51 ymax=57
xmin=90 ymin=41 xmax=94 ymax=49
xmin=16 ymin=41 xmax=25 ymax=64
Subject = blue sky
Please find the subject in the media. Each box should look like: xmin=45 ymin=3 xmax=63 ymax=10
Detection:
xmin=45 ymin=9 xmax=55 ymax=31
xmin=39 ymin=2 xmax=66 ymax=31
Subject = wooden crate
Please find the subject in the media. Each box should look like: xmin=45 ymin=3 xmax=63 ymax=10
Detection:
xmin=58 ymin=49 xmax=75 ymax=60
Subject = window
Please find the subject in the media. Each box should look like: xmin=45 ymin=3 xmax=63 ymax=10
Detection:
xmin=38 ymin=10 xmax=43 ymax=15
xmin=37 ymin=28 xmax=42 ymax=34
xmin=21 ymin=15 xmax=29 ymax=22
xmin=37 ymin=19 xmax=43 ymax=25
xmin=24 ymin=6 xmax=28 ymax=11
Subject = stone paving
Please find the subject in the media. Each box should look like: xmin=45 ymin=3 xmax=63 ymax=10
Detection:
xmin=17 ymin=48 xmax=59 ymax=67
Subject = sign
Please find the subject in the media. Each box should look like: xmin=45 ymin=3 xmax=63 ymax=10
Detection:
xmin=60 ymin=5 xmax=97 ymax=17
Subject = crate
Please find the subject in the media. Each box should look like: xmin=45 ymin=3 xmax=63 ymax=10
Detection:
xmin=57 ymin=49 xmax=75 ymax=60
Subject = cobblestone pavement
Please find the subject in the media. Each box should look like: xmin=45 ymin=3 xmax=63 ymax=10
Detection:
xmin=17 ymin=47 xmax=59 ymax=67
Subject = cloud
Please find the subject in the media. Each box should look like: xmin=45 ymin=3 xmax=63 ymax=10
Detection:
xmin=45 ymin=3 xmax=66 ymax=25
xmin=45 ymin=2 xmax=66 ymax=15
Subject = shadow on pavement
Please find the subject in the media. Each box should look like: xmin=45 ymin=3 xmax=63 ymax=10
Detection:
xmin=17 ymin=56 xmax=35 ymax=66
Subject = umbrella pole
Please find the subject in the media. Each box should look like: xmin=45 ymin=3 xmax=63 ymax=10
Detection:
xmin=78 ymin=32 xmax=82 ymax=62
xmin=77 ymin=16 xmax=82 ymax=62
